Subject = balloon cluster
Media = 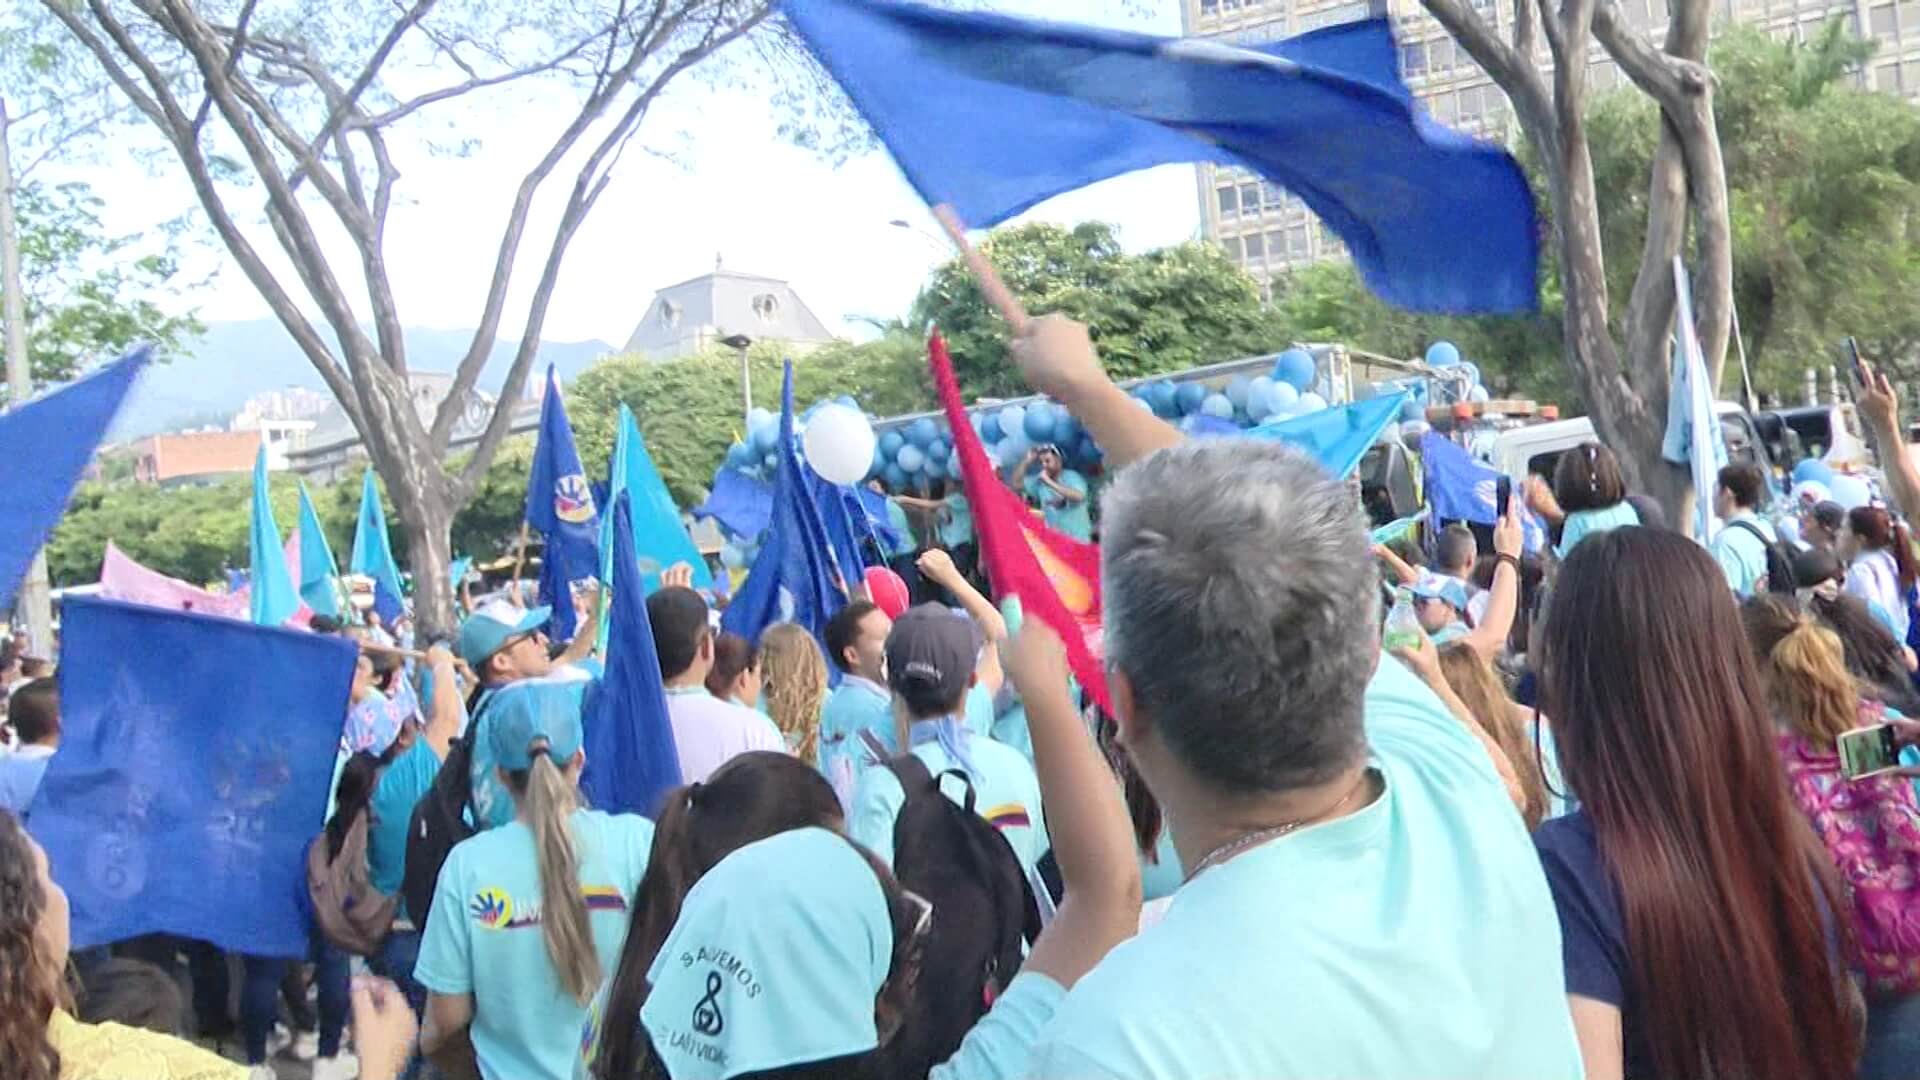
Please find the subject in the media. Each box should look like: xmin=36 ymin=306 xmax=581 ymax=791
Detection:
xmin=1422 ymin=341 xmax=1491 ymax=405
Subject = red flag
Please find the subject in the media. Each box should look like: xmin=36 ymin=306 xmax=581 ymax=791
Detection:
xmin=928 ymin=332 xmax=1111 ymax=711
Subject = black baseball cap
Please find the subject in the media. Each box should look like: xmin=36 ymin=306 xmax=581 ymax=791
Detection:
xmin=885 ymin=604 xmax=981 ymax=716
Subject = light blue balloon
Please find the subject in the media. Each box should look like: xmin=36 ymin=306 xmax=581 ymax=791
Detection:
xmin=748 ymin=406 xmax=775 ymax=430
xmin=927 ymin=437 xmax=949 ymax=464
xmin=1175 ymin=383 xmax=1209 ymax=415
xmin=1426 ymin=341 xmax=1461 ymax=367
xmin=1376 ymin=421 xmax=1402 ymax=446
xmin=980 ymin=413 xmax=1003 ymax=441
xmin=725 ymin=442 xmax=754 ymax=469
xmin=1055 ymin=413 xmax=1082 ymax=446
xmin=1225 ymin=375 xmax=1252 ymax=409
xmin=869 ymin=445 xmax=888 ymax=478
xmin=1000 ymin=431 xmax=1030 ymax=466
xmin=1024 ymin=404 xmax=1056 ymax=442
xmin=947 ymin=449 xmax=961 ymax=475
xmin=1267 ymin=381 xmax=1300 ymax=414
xmin=1202 ymin=392 xmax=1234 ymax=418
xmin=896 ymin=444 xmax=926 ymax=472
xmin=1793 ymin=459 xmax=1836 ymax=486
xmin=998 ymin=404 xmax=1027 ymax=439
xmin=1247 ymin=375 xmax=1275 ymax=415
xmin=1296 ymin=391 xmax=1329 ymax=415
xmin=879 ymin=430 xmax=905 ymax=457
xmin=1459 ymin=361 xmax=1482 ymax=387
xmin=1147 ymin=382 xmax=1178 ymax=416
xmin=1400 ymin=397 xmax=1424 ymax=422
xmin=883 ymin=463 xmax=908 ymax=489
xmin=1132 ymin=396 xmax=1154 ymax=412
xmin=1274 ymin=349 xmax=1316 ymax=391
xmin=1832 ymin=474 xmax=1872 ymax=510
xmin=1077 ymin=434 xmax=1103 ymax=464
xmin=1469 ymin=385 xmax=1491 ymax=403
xmin=923 ymin=456 xmax=947 ymax=480
xmin=751 ymin=424 xmax=779 ymax=455
xmin=909 ymin=417 xmax=939 ymax=447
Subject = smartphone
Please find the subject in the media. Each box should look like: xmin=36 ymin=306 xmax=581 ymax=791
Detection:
xmin=1838 ymin=722 xmax=1900 ymax=779
xmin=1846 ymin=336 xmax=1867 ymax=386
xmin=1496 ymin=475 xmax=1513 ymax=518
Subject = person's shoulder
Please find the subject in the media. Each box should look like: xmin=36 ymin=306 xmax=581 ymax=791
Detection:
xmin=445 ymin=818 xmax=527 ymax=872
xmin=574 ymin=808 xmax=656 ymax=858
xmin=1532 ymin=811 xmax=1601 ymax=876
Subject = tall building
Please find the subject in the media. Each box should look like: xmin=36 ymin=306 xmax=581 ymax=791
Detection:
xmin=1185 ymin=0 xmax=1920 ymax=287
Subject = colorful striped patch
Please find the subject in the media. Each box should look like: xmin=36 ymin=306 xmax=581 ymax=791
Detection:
xmin=583 ymin=885 xmax=629 ymax=913
xmin=982 ymin=803 xmax=1031 ymax=830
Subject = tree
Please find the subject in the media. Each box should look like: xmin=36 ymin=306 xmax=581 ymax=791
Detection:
xmin=1581 ymin=24 xmax=1920 ymax=396
xmin=39 ymin=0 xmax=796 ymax=636
xmin=909 ymin=221 xmax=1292 ymax=399
xmin=1 ymin=178 xmax=200 ymax=392
xmin=1424 ymin=0 xmax=1732 ymax=516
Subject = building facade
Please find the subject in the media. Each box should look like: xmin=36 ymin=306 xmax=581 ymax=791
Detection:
xmin=285 ymin=371 xmax=541 ymax=484
xmin=1185 ymin=0 xmax=1920 ymax=286
xmin=132 ymin=430 xmax=262 ymax=486
xmin=622 ymin=263 xmax=837 ymax=360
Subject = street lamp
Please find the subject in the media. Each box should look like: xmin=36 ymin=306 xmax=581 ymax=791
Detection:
xmin=720 ymin=333 xmax=753 ymax=428
xmin=888 ymin=218 xmax=949 ymax=256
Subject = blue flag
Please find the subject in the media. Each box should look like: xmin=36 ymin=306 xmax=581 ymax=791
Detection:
xmin=721 ymin=363 xmax=848 ymax=646
xmin=0 ymin=347 xmax=147 ymax=612
xmin=350 ymin=470 xmax=406 ymax=625
xmin=37 ymin=597 xmax=357 ymax=956
xmin=808 ymin=471 xmax=869 ymax=584
xmin=1420 ymin=431 xmax=1549 ymax=552
xmin=783 ymin=0 xmax=1538 ymax=315
xmin=695 ymin=466 xmax=775 ymax=541
xmin=527 ymin=365 xmax=600 ymax=641
xmin=1246 ymin=393 xmax=1408 ymax=479
xmin=600 ymin=405 xmax=710 ymax=595
xmin=581 ymin=493 xmax=683 ymax=817
xmin=1665 ymin=256 xmax=1728 ymax=541
xmin=297 ymin=482 xmax=342 ymax=618
xmin=249 ymin=445 xmax=299 ymax=626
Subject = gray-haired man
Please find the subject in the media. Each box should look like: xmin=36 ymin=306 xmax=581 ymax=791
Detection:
xmin=1011 ymin=314 xmax=1580 ymax=1080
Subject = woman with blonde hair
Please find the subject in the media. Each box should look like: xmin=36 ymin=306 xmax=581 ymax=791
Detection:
xmin=1437 ymin=641 xmax=1551 ymax=829
xmin=414 ymin=681 xmax=654 ymax=1080
xmin=759 ymin=623 xmax=829 ymax=767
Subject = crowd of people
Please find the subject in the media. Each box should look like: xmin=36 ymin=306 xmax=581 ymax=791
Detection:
xmin=10 ymin=310 xmax=1920 ymax=1080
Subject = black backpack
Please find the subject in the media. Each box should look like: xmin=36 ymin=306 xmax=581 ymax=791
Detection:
xmin=882 ymin=754 xmax=1040 ymax=1076
xmin=1727 ymin=519 xmax=1797 ymax=595
xmin=400 ymin=732 xmax=477 ymax=927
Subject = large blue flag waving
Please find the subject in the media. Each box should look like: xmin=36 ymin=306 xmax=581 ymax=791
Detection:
xmin=350 ymin=470 xmax=406 ymax=624
xmin=581 ymin=492 xmax=683 ymax=817
xmin=600 ymin=404 xmax=709 ymax=595
xmin=37 ymin=597 xmax=357 ymax=956
xmin=721 ymin=362 xmax=848 ymax=646
xmin=1246 ymin=392 xmax=1408 ymax=479
xmin=783 ymin=0 xmax=1538 ymax=314
xmin=297 ymin=482 xmax=342 ymax=618
xmin=527 ymin=365 xmax=600 ymax=641
xmin=249 ymin=445 xmax=299 ymax=626
xmin=1420 ymin=431 xmax=1549 ymax=552
xmin=0 ymin=347 xmax=147 ymax=612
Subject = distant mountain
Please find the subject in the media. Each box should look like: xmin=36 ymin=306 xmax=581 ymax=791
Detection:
xmin=112 ymin=318 xmax=616 ymax=437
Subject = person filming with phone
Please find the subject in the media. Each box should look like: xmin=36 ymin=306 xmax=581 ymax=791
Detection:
xmin=1743 ymin=593 xmax=1920 ymax=1079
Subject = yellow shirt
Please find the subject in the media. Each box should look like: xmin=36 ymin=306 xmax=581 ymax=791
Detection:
xmin=49 ymin=1011 xmax=246 ymax=1080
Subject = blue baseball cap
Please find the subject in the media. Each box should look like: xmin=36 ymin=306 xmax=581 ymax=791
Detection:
xmin=640 ymin=828 xmax=894 ymax=1080
xmin=458 ymin=598 xmax=552 ymax=669
xmin=484 ymin=681 xmax=585 ymax=771
xmin=1409 ymin=571 xmax=1471 ymax=612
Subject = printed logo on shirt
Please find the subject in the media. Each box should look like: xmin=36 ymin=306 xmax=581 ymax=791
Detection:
xmin=470 ymin=887 xmax=517 ymax=929
xmin=469 ymin=884 xmax=628 ymax=930
xmin=983 ymin=802 xmax=1031 ymax=831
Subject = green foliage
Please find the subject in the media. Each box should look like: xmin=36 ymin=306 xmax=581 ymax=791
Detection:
xmin=908 ymin=222 xmax=1292 ymax=398
xmin=2 ymin=180 xmax=201 ymax=394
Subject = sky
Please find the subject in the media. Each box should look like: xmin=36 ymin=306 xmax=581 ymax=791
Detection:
xmin=52 ymin=0 xmax=1202 ymax=352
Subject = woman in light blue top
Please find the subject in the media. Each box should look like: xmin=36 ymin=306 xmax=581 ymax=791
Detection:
xmin=1549 ymin=442 xmax=1639 ymax=558
xmin=578 ymin=623 xmax=1142 ymax=1080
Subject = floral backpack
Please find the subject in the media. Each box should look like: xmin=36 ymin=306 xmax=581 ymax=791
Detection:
xmin=1778 ymin=701 xmax=1920 ymax=994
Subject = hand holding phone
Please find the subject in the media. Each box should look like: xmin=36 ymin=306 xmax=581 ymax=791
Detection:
xmin=1838 ymin=722 xmax=1900 ymax=779
xmin=1847 ymin=337 xmax=1867 ymax=387
xmin=1496 ymin=476 xmax=1513 ymax=518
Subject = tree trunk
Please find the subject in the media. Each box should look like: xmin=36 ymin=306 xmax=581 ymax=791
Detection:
xmin=388 ymin=455 xmax=457 ymax=641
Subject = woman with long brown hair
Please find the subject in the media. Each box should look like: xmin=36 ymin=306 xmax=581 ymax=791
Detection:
xmin=1745 ymin=594 xmax=1920 ymax=1079
xmin=758 ymin=623 xmax=829 ymax=766
xmin=1436 ymin=641 xmax=1549 ymax=828
xmin=1532 ymin=527 xmax=1858 ymax=1080
xmin=0 ymin=809 xmax=244 ymax=1080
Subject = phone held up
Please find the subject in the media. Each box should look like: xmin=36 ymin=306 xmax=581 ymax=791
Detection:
xmin=1838 ymin=722 xmax=1901 ymax=780
xmin=1496 ymin=475 xmax=1513 ymax=518
xmin=1846 ymin=336 xmax=1868 ymax=387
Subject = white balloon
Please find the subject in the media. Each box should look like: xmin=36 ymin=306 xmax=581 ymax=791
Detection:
xmin=800 ymin=403 xmax=877 ymax=486
xmin=1295 ymin=391 xmax=1328 ymax=414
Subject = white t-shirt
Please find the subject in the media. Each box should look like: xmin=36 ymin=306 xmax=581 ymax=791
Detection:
xmin=662 ymin=686 xmax=789 ymax=782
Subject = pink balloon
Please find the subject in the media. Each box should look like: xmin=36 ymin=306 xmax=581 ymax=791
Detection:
xmin=864 ymin=566 xmax=910 ymax=618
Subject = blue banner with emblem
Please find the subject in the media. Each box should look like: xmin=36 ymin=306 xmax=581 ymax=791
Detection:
xmin=526 ymin=365 xmax=601 ymax=641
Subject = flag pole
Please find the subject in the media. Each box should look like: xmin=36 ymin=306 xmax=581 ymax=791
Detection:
xmin=510 ymin=521 xmax=532 ymax=607
xmin=932 ymin=205 xmax=1030 ymax=330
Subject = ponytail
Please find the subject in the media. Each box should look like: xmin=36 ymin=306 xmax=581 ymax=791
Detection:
xmin=518 ymin=750 xmax=598 ymax=1004
xmin=1767 ymin=620 xmax=1860 ymax=749
xmin=1893 ymin=519 xmax=1919 ymax=593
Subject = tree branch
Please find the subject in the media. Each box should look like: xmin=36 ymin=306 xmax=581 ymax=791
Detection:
xmin=287 ymin=0 xmax=436 ymax=191
xmin=1419 ymin=0 xmax=1557 ymax=161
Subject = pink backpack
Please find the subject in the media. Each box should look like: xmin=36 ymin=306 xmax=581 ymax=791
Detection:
xmin=1778 ymin=705 xmax=1920 ymax=995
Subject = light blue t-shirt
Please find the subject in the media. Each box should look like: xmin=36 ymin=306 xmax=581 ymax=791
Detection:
xmin=885 ymin=498 xmax=917 ymax=557
xmin=1709 ymin=510 xmax=1777 ymax=598
xmin=939 ymin=494 xmax=975 ymax=549
xmin=1554 ymin=501 xmax=1640 ymax=559
xmin=965 ymin=682 xmax=996 ymax=740
xmin=0 ymin=748 xmax=53 ymax=816
xmin=818 ymin=676 xmax=895 ymax=783
xmin=850 ymin=731 xmax=1049 ymax=882
xmin=1139 ymin=827 xmax=1183 ymax=903
xmin=1025 ymin=656 xmax=1583 ymax=1080
xmin=932 ymin=972 xmax=1065 ymax=1080
xmin=1024 ymin=470 xmax=1093 ymax=542
xmin=369 ymin=738 xmax=443 ymax=901
xmin=415 ymin=808 xmax=654 ymax=1080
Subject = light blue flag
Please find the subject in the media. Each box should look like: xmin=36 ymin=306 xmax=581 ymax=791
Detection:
xmin=1664 ymin=256 xmax=1727 ymax=542
xmin=35 ymin=597 xmax=357 ymax=956
xmin=0 ymin=346 xmax=147 ymax=613
xmin=249 ymin=446 xmax=298 ymax=626
xmin=296 ymin=481 xmax=341 ymax=618
xmin=451 ymin=556 xmax=472 ymax=588
xmin=600 ymin=404 xmax=710 ymax=595
xmin=349 ymin=470 xmax=406 ymax=622
xmin=1246 ymin=392 xmax=1408 ymax=479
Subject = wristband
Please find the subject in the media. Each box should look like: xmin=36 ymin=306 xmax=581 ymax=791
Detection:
xmin=1497 ymin=553 xmax=1521 ymax=572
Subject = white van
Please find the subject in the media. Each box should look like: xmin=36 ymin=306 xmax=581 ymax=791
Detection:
xmin=1485 ymin=404 xmax=1775 ymax=504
